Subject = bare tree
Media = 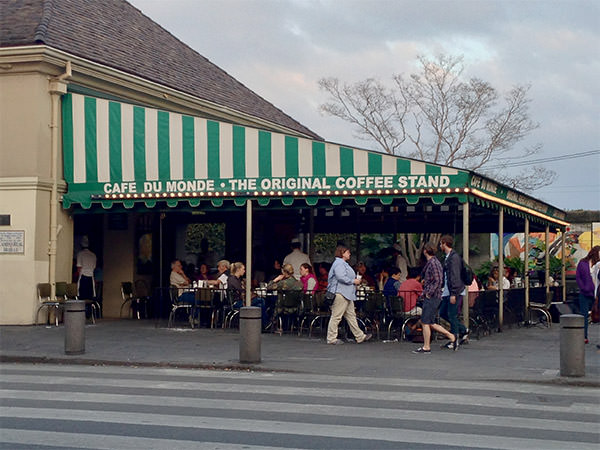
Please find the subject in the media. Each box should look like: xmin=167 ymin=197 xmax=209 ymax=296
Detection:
xmin=319 ymin=54 xmax=556 ymax=191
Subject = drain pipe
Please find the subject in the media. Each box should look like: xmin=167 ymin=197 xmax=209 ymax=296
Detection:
xmin=48 ymin=62 xmax=71 ymax=300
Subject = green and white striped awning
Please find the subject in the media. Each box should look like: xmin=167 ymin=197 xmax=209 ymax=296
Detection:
xmin=60 ymin=93 xmax=566 ymax=226
xmin=61 ymin=93 xmax=469 ymax=209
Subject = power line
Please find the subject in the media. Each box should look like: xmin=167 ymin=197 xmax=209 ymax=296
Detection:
xmin=483 ymin=149 xmax=600 ymax=169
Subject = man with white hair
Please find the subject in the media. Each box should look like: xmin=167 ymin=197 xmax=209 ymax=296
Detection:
xmin=283 ymin=239 xmax=311 ymax=280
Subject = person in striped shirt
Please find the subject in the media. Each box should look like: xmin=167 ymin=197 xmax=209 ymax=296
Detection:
xmin=413 ymin=243 xmax=457 ymax=354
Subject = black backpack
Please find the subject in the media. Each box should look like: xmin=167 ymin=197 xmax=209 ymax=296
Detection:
xmin=460 ymin=259 xmax=474 ymax=286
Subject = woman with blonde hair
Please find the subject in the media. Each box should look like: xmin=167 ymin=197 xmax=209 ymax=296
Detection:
xmin=326 ymin=245 xmax=372 ymax=345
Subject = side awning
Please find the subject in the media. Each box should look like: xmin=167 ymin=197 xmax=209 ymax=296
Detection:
xmin=61 ymin=93 xmax=567 ymax=227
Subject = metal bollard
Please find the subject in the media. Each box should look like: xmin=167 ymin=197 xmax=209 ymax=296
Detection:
xmin=559 ymin=314 xmax=584 ymax=377
xmin=64 ymin=300 xmax=86 ymax=355
xmin=239 ymin=306 xmax=261 ymax=363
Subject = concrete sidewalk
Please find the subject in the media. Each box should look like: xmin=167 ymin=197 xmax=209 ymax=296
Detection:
xmin=1 ymin=319 xmax=599 ymax=386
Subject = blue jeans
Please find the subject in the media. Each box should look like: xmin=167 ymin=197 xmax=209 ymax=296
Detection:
xmin=440 ymin=295 xmax=467 ymax=337
xmin=233 ymin=297 xmax=268 ymax=328
xmin=578 ymin=293 xmax=594 ymax=339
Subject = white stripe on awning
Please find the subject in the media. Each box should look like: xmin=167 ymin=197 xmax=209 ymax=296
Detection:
xmin=145 ymin=108 xmax=158 ymax=181
xmin=170 ymin=113 xmax=183 ymax=180
xmin=121 ymin=103 xmax=135 ymax=182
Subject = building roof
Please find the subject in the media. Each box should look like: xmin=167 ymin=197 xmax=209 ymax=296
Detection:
xmin=0 ymin=0 xmax=320 ymax=139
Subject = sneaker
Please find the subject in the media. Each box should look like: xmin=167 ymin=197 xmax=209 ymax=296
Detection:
xmin=441 ymin=340 xmax=454 ymax=350
xmin=585 ymin=338 xmax=589 ymax=344
xmin=358 ymin=333 xmax=373 ymax=343
xmin=441 ymin=339 xmax=459 ymax=350
xmin=459 ymin=329 xmax=470 ymax=345
xmin=327 ymin=339 xmax=344 ymax=345
xmin=412 ymin=347 xmax=431 ymax=354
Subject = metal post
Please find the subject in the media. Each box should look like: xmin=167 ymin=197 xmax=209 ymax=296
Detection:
xmin=524 ymin=218 xmax=530 ymax=322
xmin=560 ymin=314 xmax=585 ymax=377
xmin=561 ymin=228 xmax=566 ymax=302
xmin=246 ymin=199 xmax=252 ymax=307
xmin=498 ymin=207 xmax=504 ymax=331
xmin=462 ymin=200 xmax=470 ymax=328
xmin=309 ymin=206 xmax=315 ymax=263
xmin=545 ymin=225 xmax=550 ymax=298
xmin=64 ymin=299 xmax=85 ymax=355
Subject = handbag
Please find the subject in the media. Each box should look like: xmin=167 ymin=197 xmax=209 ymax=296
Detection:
xmin=323 ymin=290 xmax=336 ymax=309
xmin=591 ymin=299 xmax=599 ymax=323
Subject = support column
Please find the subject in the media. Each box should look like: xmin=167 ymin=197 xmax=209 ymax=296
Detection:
xmin=462 ymin=200 xmax=470 ymax=328
xmin=561 ymin=228 xmax=566 ymax=302
xmin=48 ymin=77 xmax=69 ymax=300
xmin=545 ymin=225 xmax=550 ymax=299
xmin=524 ymin=218 xmax=530 ymax=322
xmin=498 ymin=207 xmax=504 ymax=331
xmin=246 ymin=199 xmax=253 ymax=307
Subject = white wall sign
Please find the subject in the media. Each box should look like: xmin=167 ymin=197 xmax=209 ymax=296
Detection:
xmin=0 ymin=230 xmax=25 ymax=254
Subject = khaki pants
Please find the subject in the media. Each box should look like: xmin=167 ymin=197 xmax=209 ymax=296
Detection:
xmin=327 ymin=294 xmax=367 ymax=343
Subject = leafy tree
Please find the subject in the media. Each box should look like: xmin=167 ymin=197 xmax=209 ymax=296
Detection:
xmin=319 ymin=54 xmax=555 ymax=191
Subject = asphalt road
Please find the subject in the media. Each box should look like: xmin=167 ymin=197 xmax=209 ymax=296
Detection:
xmin=1 ymin=362 xmax=598 ymax=449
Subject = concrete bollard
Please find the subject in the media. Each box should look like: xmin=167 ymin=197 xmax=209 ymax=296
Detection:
xmin=239 ymin=306 xmax=261 ymax=363
xmin=560 ymin=314 xmax=585 ymax=377
xmin=64 ymin=300 xmax=86 ymax=355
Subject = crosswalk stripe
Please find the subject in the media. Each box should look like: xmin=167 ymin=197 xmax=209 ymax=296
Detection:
xmin=1 ymin=363 xmax=592 ymax=398
xmin=0 ymin=429 xmax=304 ymax=450
xmin=1 ymin=363 xmax=598 ymax=450
xmin=1 ymin=406 xmax=596 ymax=450
xmin=0 ymin=389 xmax=595 ymax=433
xmin=3 ymin=373 xmax=597 ymax=414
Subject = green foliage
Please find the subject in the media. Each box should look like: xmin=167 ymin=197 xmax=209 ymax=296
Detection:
xmin=503 ymin=257 xmax=525 ymax=277
xmin=474 ymin=260 xmax=494 ymax=284
xmin=185 ymin=223 xmax=225 ymax=256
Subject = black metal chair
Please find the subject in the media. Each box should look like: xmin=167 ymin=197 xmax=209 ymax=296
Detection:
xmin=65 ymin=282 xmax=100 ymax=324
xmin=167 ymin=286 xmax=195 ymax=328
xmin=308 ymin=291 xmax=332 ymax=338
xmin=35 ymin=283 xmax=64 ymax=326
xmin=272 ymin=289 xmax=303 ymax=335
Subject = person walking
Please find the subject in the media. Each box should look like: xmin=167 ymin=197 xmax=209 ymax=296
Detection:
xmin=326 ymin=245 xmax=372 ymax=345
xmin=438 ymin=235 xmax=468 ymax=349
xmin=413 ymin=243 xmax=457 ymax=354
xmin=576 ymin=245 xmax=600 ymax=344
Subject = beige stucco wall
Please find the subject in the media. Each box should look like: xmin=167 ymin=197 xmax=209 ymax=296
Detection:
xmin=0 ymin=71 xmax=73 ymax=324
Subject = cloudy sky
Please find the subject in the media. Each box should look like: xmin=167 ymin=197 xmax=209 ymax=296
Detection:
xmin=129 ymin=0 xmax=599 ymax=211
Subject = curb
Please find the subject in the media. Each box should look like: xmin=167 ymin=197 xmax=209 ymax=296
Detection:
xmin=2 ymin=354 xmax=598 ymax=387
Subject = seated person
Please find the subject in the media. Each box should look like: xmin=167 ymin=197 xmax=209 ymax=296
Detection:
xmin=207 ymin=260 xmax=230 ymax=289
xmin=316 ymin=262 xmax=330 ymax=291
xmin=227 ymin=262 xmax=268 ymax=328
xmin=487 ymin=266 xmax=510 ymax=290
xmin=383 ymin=267 xmax=402 ymax=297
xmin=169 ymin=259 xmax=197 ymax=306
xmin=267 ymin=263 xmax=303 ymax=330
xmin=194 ymin=263 xmax=210 ymax=282
xmin=398 ymin=268 xmax=423 ymax=316
xmin=267 ymin=263 xmax=303 ymax=291
xmin=299 ymin=263 xmax=318 ymax=294
xmin=356 ymin=261 xmax=377 ymax=289
xmin=376 ymin=267 xmax=389 ymax=292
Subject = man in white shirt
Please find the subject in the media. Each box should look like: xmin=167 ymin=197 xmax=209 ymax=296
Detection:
xmin=283 ymin=239 xmax=311 ymax=280
xmin=393 ymin=243 xmax=408 ymax=283
xmin=207 ymin=260 xmax=230 ymax=289
xmin=77 ymin=235 xmax=97 ymax=299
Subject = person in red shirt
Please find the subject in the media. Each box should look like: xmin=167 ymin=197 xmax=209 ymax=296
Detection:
xmin=398 ymin=268 xmax=423 ymax=315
